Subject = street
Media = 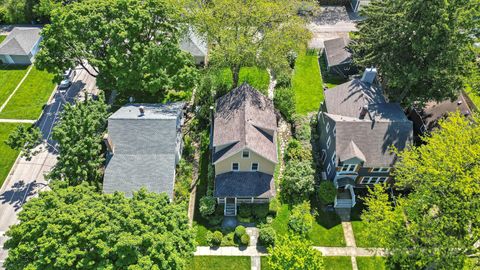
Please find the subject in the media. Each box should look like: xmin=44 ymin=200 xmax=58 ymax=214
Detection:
xmin=0 ymin=66 xmax=98 ymax=268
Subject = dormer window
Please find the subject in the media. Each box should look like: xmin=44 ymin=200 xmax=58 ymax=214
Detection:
xmin=242 ymin=150 xmax=250 ymax=158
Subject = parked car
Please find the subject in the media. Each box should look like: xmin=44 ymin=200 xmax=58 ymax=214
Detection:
xmin=59 ymin=68 xmax=76 ymax=89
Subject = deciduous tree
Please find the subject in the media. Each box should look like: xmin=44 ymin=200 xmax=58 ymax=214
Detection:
xmin=191 ymin=0 xmax=310 ymax=87
xmin=350 ymin=0 xmax=480 ymax=106
xmin=267 ymin=235 xmax=324 ymax=270
xmin=4 ymin=125 xmax=43 ymax=161
xmin=361 ymin=113 xmax=480 ymax=269
xmin=280 ymin=160 xmax=315 ymax=203
xmin=3 ymin=183 xmax=196 ymax=270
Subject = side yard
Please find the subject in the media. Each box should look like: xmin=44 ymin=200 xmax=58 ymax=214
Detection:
xmin=0 ymin=65 xmax=30 ymax=106
xmin=292 ymin=49 xmax=324 ymax=115
xmin=0 ymin=123 xmax=27 ymax=186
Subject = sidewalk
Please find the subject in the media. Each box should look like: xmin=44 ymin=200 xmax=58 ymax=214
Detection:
xmin=194 ymin=246 xmax=386 ymax=257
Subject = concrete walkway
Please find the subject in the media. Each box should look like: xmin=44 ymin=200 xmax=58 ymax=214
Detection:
xmin=251 ymin=256 xmax=260 ymax=270
xmin=0 ymin=119 xmax=36 ymax=123
xmin=342 ymin=222 xmax=356 ymax=247
xmin=194 ymin=246 xmax=386 ymax=257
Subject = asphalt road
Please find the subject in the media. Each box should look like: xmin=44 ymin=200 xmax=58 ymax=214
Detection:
xmin=0 ymin=67 xmax=98 ymax=268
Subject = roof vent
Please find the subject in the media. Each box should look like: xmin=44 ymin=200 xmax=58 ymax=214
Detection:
xmin=457 ymin=100 xmax=463 ymax=106
xmin=361 ymin=67 xmax=377 ymax=85
xmin=139 ymin=106 xmax=145 ymax=116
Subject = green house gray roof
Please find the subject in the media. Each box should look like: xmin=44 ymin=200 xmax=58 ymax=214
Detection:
xmin=0 ymin=27 xmax=42 ymax=55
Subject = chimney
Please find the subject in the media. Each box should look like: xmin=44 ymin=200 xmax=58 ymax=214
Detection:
xmin=361 ymin=67 xmax=377 ymax=85
xmin=139 ymin=106 xmax=145 ymax=116
xmin=103 ymin=133 xmax=114 ymax=154
xmin=359 ymin=105 xmax=368 ymax=119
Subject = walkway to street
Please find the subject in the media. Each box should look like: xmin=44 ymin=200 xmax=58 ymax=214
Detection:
xmin=195 ymin=246 xmax=387 ymax=257
xmin=0 ymin=119 xmax=36 ymax=123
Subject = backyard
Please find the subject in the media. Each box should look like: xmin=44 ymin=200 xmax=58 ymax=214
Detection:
xmin=0 ymin=123 xmax=26 ymax=186
xmin=0 ymin=66 xmax=56 ymax=119
xmin=189 ymin=256 xmax=250 ymax=270
xmin=292 ymin=49 xmax=324 ymax=115
xmin=211 ymin=67 xmax=270 ymax=95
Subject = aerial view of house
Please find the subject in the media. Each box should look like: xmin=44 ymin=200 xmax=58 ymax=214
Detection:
xmin=103 ymin=103 xmax=185 ymax=199
xmin=318 ymin=68 xmax=413 ymax=208
xmin=0 ymin=27 xmax=42 ymax=65
xmin=212 ymin=83 xmax=277 ymax=216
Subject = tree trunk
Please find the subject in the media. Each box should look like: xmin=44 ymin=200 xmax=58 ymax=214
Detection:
xmin=231 ymin=66 xmax=240 ymax=88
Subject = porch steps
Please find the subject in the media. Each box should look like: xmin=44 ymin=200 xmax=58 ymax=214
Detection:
xmin=225 ymin=203 xmax=237 ymax=216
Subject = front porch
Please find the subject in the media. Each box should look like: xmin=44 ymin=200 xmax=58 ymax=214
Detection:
xmin=334 ymin=176 xmax=356 ymax=208
xmin=217 ymin=197 xmax=270 ymax=216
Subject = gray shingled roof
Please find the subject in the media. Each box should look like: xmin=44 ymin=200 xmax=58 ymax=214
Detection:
xmin=0 ymin=27 xmax=41 ymax=55
xmin=214 ymin=172 xmax=275 ymax=198
xmin=417 ymin=93 xmax=472 ymax=131
xmin=213 ymin=83 xmax=277 ymax=164
xmin=324 ymin=79 xmax=413 ymax=167
xmin=103 ymin=103 xmax=184 ymax=198
xmin=324 ymin=37 xmax=352 ymax=67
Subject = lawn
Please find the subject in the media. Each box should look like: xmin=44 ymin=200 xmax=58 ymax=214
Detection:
xmin=318 ymin=53 xmax=349 ymax=89
xmin=270 ymin=203 xmax=345 ymax=247
xmin=212 ymin=67 xmax=270 ymax=95
xmin=0 ymin=123 xmax=27 ymax=187
xmin=261 ymin=256 xmax=270 ymax=270
xmin=0 ymin=35 xmax=6 ymax=43
xmin=292 ymin=49 xmax=324 ymax=115
xmin=465 ymin=85 xmax=480 ymax=110
xmin=193 ymin=148 xmax=211 ymax=246
xmin=351 ymin=200 xmax=380 ymax=248
xmin=0 ymin=65 xmax=30 ymax=106
xmin=0 ymin=66 xmax=56 ymax=120
xmin=324 ymin=256 xmax=352 ymax=270
xmin=356 ymin=257 xmax=386 ymax=270
xmin=189 ymin=256 xmax=251 ymax=270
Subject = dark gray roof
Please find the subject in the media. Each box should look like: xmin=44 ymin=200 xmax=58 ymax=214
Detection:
xmin=323 ymin=79 xmax=413 ymax=167
xmin=0 ymin=27 xmax=41 ymax=55
xmin=213 ymin=83 xmax=277 ymax=164
xmin=324 ymin=37 xmax=352 ymax=67
xmin=214 ymin=172 xmax=275 ymax=198
xmin=103 ymin=103 xmax=184 ymax=198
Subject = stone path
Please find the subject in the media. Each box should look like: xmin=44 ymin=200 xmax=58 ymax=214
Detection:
xmin=342 ymin=222 xmax=356 ymax=247
xmin=251 ymin=256 xmax=260 ymax=270
xmin=194 ymin=246 xmax=386 ymax=257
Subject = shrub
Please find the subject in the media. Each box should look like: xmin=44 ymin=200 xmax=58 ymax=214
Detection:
xmin=285 ymin=139 xmax=312 ymax=162
xmin=207 ymin=231 xmax=223 ymax=247
xmin=235 ymin=225 xmax=246 ymax=239
xmin=259 ymin=226 xmax=277 ymax=247
xmin=275 ymin=68 xmax=292 ymax=88
xmin=240 ymin=233 xmax=250 ymax=246
xmin=274 ymin=87 xmax=296 ymax=122
xmin=269 ymin=197 xmax=280 ymax=216
xmin=318 ymin=181 xmax=336 ymax=205
xmin=294 ymin=119 xmax=311 ymax=142
xmin=280 ymin=160 xmax=315 ymax=203
xmin=208 ymin=214 xmax=223 ymax=226
xmin=253 ymin=204 xmax=269 ymax=219
xmin=199 ymin=196 xmax=216 ymax=217
xmin=287 ymin=50 xmax=298 ymax=69
xmin=238 ymin=204 xmax=253 ymax=218
xmin=288 ymin=201 xmax=315 ymax=236
xmin=182 ymin=134 xmax=194 ymax=161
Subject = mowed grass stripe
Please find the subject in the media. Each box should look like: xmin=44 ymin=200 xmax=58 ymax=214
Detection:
xmin=0 ymin=123 xmax=28 ymax=187
xmin=0 ymin=65 xmax=30 ymax=107
xmin=0 ymin=66 xmax=56 ymax=120
xmin=189 ymin=256 xmax=251 ymax=270
xmin=292 ymin=49 xmax=324 ymax=115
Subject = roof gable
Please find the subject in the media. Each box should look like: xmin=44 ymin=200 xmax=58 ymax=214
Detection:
xmin=0 ymin=27 xmax=42 ymax=55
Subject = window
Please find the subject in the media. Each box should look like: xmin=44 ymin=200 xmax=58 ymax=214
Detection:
xmin=251 ymin=163 xmax=259 ymax=171
xmin=321 ymin=150 xmax=327 ymax=162
xmin=326 ymin=122 xmax=330 ymax=132
xmin=340 ymin=164 xmax=357 ymax=172
xmin=361 ymin=177 xmax=389 ymax=184
xmin=232 ymin=163 xmax=239 ymax=171
xmin=372 ymin=167 xmax=390 ymax=173
xmin=326 ymin=136 xmax=331 ymax=149
xmin=242 ymin=150 xmax=250 ymax=158
xmin=327 ymin=163 xmax=332 ymax=174
xmin=331 ymin=151 xmax=336 ymax=165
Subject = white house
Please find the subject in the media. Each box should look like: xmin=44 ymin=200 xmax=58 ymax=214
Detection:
xmin=0 ymin=27 xmax=42 ymax=65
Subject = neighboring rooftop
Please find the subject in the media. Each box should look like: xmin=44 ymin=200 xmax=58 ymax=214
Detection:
xmin=180 ymin=28 xmax=207 ymax=57
xmin=0 ymin=27 xmax=42 ymax=55
xmin=103 ymin=102 xmax=185 ymax=198
xmin=323 ymin=37 xmax=352 ymax=67
xmin=213 ymin=83 xmax=277 ymax=164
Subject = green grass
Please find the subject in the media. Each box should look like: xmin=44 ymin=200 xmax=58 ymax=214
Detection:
xmin=212 ymin=67 xmax=270 ymax=94
xmin=0 ymin=123 xmax=27 ymax=187
xmin=292 ymin=49 xmax=324 ymax=115
xmin=356 ymin=257 xmax=386 ymax=270
xmin=318 ymin=53 xmax=349 ymax=89
xmin=189 ymin=256 xmax=251 ymax=270
xmin=270 ymin=203 xmax=345 ymax=247
xmin=324 ymin=256 xmax=353 ymax=270
xmin=351 ymin=201 xmax=380 ymax=248
xmin=0 ymin=35 xmax=6 ymax=44
xmin=193 ymin=148 xmax=211 ymax=246
xmin=465 ymin=85 xmax=480 ymax=110
xmin=0 ymin=66 xmax=55 ymax=119
xmin=261 ymin=256 xmax=270 ymax=270
xmin=0 ymin=65 xmax=30 ymax=106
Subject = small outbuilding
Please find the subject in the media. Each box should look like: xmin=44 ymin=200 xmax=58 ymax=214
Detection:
xmin=323 ymin=37 xmax=356 ymax=78
xmin=0 ymin=27 xmax=42 ymax=65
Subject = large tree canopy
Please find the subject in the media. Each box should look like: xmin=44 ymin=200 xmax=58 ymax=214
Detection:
xmin=191 ymin=0 xmax=310 ymax=87
xmin=267 ymin=235 xmax=324 ymax=270
xmin=3 ymin=183 xmax=196 ymax=270
xmin=36 ymin=0 xmax=198 ymax=100
xmin=361 ymin=113 xmax=480 ymax=269
xmin=48 ymin=97 xmax=109 ymax=186
xmin=350 ymin=0 xmax=480 ymax=106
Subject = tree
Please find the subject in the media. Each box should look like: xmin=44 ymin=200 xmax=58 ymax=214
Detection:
xmin=199 ymin=195 xmax=216 ymax=217
xmin=3 ymin=183 xmax=196 ymax=270
xmin=350 ymin=0 xmax=480 ymax=106
xmin=280 ymin=160 xmax=315 ymax=203
xmin=35 ymin=0 xmax=198 ymax=100
xmin=191 ymin=0 xmax=311 ymax=87
xmin=361 ymin=113 xmax=480 ymax=269
xmin=267 ymin=235 xmax=324 ymax=270
xmin=288 ymin=201 xmax=314 ymax=236
xmin=48 ymin=97 xmax=109 ymax=186
xmin=317 ymin=181 xmax=335 ymax=205
xmin=4 ymin=125 xmax=43 ymax=161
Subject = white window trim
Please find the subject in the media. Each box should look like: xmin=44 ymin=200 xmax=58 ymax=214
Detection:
xmin=340 ymin=164 xmax=357 ymax=172
xmin=232 ymin=162 xmax=239 ymax=171
xmin=331 ymin=151 xmax=336 ymax=166
xmin=372 ymin=167 xmax=391 ymax=173
xmin=327 ymin=163 xmax=332 ymax=174
xmin=321 ymin=150 xmax=327 ymax=162
xmin=242 ymin=150 xmax=250 ymax=159
xmin=361 ymin=176 xmax=389 ymax=184
xmin=326 ymin=136 xmax=331 ymax=149
xmin=251 ymin=162 xmax=259 ymax=172
xmin=326 ymin=122 xmax=330 ymax=132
